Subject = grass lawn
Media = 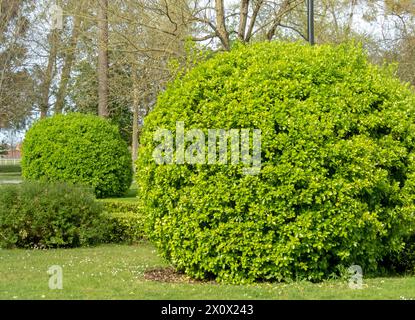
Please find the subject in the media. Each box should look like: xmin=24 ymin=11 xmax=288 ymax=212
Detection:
xmin=0 ymin=172 xmax=22 ymax=183
xmin=1 ymin=242 xmax=414 ymax=300
xmin=1 ymin=177 xmax=413 ymax=300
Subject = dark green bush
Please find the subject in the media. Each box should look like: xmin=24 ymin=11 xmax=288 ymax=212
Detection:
xmin=136 ymin=42 xmax=415 ymax=283
xmin=0 ymin=181 xmax=104 ymax=248
xmin=384 ymin=235 xmax=415 ymax=275
xmin=21 ymin=113 xmax=132 ymax=198
xmin=101 ymin=200 xmax=145 ymax=243
xmin=0 ymin=164 xmax=21 ymax=173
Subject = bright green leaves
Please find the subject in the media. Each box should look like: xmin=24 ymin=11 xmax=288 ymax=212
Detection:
xmin=22 ymin=113 xmax=133 ymax=198
xmin=136 ymin=41 xmax=415 ymax=283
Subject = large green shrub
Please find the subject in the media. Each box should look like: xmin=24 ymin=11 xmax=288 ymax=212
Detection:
xmin=136 ymin=42 xmax=415 ymax=283
xmin=0 ymin=181 xmax=104 ymax=248
xmin=22 ymin=113 xmax=132 ymax=198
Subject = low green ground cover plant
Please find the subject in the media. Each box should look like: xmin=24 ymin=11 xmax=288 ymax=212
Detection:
xmin=0 ymin=181 xmax=103 ymax=248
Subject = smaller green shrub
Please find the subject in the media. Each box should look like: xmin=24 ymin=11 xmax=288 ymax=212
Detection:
xmin=0 ymin=181 xmax=104 ymax=248
xmin=21 ymin=113 xmax=133 ymax=198
xmin=0 ymin=165 xmax=21 ymax=173
xmin=102 ymin=212 xmax=145 ymax=243
xmin=101 ymin=200 xmax=145 ymax=243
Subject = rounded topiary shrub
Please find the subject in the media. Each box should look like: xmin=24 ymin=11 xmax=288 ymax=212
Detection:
xmin=22 ymin=113 xmax=132 ymax=198
xmin=136 ymin=42 xmax=415 ymax=283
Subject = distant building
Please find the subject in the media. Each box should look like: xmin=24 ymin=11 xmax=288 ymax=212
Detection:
xmin=3 ymin=143 xmax=22 ymax=159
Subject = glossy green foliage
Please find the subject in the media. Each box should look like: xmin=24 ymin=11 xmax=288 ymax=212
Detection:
xmin=137 ymin=42 xmax=415 ymax=283
xmin=22 ymin=113 xmax=132 ymax=198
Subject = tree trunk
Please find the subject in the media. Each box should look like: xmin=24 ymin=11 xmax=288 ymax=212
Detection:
xmin=238 ymin=0 xmax=249 ymax=41
xmin=132 ymin=104 xmax=139 ymax=165
xmin=54 ymin=3 xmax=83 ymax=114
xmin=97 ymin=0 xmax=109 ymax=118
xmin=131 ymin=67 xmax=139 ymax=166
xmin=215 ymin=0 xmax=230 ymax=50
xmin=266 ymin=0 xmax=291 ymax=41
xmin=40 ymin=29 xmax=59 ymax=118
xmin=245 ymin=0 xmax=263 ymax=42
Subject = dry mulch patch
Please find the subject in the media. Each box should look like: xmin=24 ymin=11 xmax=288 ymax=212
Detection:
xmin=144 ymin=267 xmax=215 ymax=284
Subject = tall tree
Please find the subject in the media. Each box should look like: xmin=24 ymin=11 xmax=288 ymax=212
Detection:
xmin=54 ymin=1 xmax=85 ymax=114
xmin=40 ymin=26 xmax=59 ymax=118
xmin=131 ymin=64 xmax=139 ymax=164
xmin=215 ymin=0 xmax=230 ymax=50
xmin=188 ymin=0 xmax=305 ymax=50
xmin=97 ymin=0 xmax=109 ymax=117
xmin=0 ymin=0 xmax=34 ymax=128
xmin=106 ymin=0 xmax=190 ymax=160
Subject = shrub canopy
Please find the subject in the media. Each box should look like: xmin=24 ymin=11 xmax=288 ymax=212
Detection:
xmin=22 ymin=113 xmax=132 ymax=198
xmin=137 ymin=42 xmax=415 ymax=283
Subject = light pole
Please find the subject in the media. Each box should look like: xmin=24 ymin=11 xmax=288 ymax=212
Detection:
xmin=307 ymin=0 xmax=315 ymax=45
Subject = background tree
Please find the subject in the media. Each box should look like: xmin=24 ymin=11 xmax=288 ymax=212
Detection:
xmin=97 ymin=0 xmax=109 ymax=118
xmin=0 ymin=140 xmax=8 ymax=157
xmin=54 ymin=0 xmax=85 ymax=114
xmin=0 ymin=0 xmax=35 ymax=129
xmin=2 ymin=0 xmax=415 ymax=160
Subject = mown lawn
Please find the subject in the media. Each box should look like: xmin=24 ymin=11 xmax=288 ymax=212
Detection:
xmin=1 ymin=176 xmax=413 ymax=300
xmin=1 ymin=242 xmax=414 ymax=300
xmin=0 ymin=172 xmax=21 ymax=183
